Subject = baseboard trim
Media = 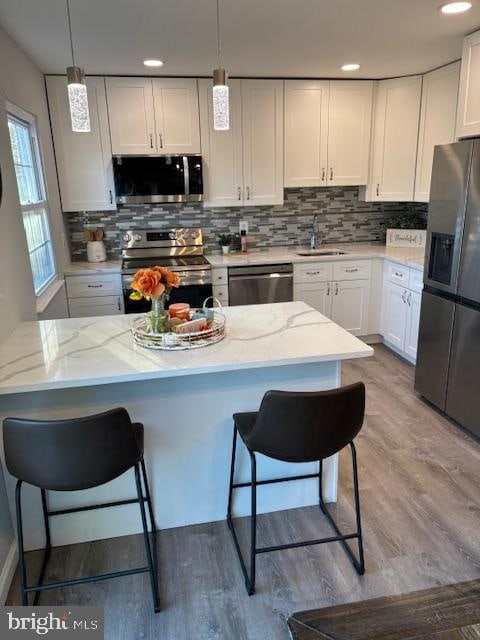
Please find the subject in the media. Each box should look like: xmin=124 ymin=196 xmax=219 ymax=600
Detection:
xmin=0 ymin=540 xmax=18 ymax=605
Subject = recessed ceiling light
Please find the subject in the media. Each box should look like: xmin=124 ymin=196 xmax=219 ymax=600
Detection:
xmin=341 ymin=63 xmax=361 ymax=72
xmin=143 ymin=59 xmax=164 ymax=67
xmin=440 ymin=2 xmax=472 ymax=14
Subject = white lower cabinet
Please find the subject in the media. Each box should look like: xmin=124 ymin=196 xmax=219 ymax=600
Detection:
xmin=294 ymin=260 xmax=370 ymax=336
xmin=66 ymin=274 xmax=124 ymax=318
xmin=404 ymin=290 xmax=421 ymax=359
xmin=294 ymin=281 xmax=331 ymax=317
xmin=380 ymin=264 xmax=423 ymax=362
xmin=381 ymin=281 xmax=409 ymax=348
xmin=330 ymin=280 xmax=370 ymax=336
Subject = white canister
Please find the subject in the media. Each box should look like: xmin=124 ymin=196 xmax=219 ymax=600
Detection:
xmin=87 ymin=240 xmax=107 ymax=263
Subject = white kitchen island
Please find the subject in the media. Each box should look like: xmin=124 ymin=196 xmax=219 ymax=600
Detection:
xmin=0 ymin=302 xmax=372 ymax=551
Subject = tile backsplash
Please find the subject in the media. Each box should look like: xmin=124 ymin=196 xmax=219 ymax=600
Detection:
xmin=66 ymin=187 xmax=428 ymax=260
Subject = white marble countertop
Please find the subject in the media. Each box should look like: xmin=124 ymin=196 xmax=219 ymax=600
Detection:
xmin=206 ymin=242 xmax=425 ymax=270
xmin=63 ymin=260 xmax=122 ymax=275
xmin=0 ymin=302 xmax=373 ymax=395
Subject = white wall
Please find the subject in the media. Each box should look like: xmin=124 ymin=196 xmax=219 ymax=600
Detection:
xmin=0 ymin=24 xmax=69 ymax=327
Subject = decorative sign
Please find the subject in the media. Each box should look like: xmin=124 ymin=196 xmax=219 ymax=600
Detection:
xmin=386 ymin=229 xmax=426 ymax=248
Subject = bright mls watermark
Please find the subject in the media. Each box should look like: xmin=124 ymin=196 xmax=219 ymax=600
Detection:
xmin=0 ymin=607 xmax=104 ymax=638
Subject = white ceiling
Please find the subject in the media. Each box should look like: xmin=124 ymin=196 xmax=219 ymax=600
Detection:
xmin=0 ymin=0 xmax=479 ymax=78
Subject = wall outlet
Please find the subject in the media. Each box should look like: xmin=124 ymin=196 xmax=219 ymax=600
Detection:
xmin=239 ymin=221 xmax=249 ymax=234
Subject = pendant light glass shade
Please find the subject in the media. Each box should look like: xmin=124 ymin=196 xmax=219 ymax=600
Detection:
xmin=212 ymin=68 xmax=229 ymax=131
xmin=67 ymin=66 xmax=90 ymax=132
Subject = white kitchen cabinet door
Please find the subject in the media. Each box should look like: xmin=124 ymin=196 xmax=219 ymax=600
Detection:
xmin=368 ymin=76 xmax=422 ymax=201
xmin=68 ymin=295 xmax=123 ymax=318
xmin=327 ymin=81 xmax=373 ymax=186
xmin=199 ymin=79 xmax=244 ymax=207
xmin=415 ymin=62 xmax=460 ymax=202
xmin=47 ymin=76 xmax=116 ymax=212
xmin=456 ymin=29 xmax=480 ymax=139
xmin=152 ymin=78 xmax=201 ymax=154
xmin=381 ymin=281 xmax=408 ymax=349
xmin=330 ymin=280 xmax=370 ymax=336
xmin=284 ymin=81 xmax=329 ymax=187
xmin=105 ymin=77 xmax=156 ymax=154
xmin=405 ymin=290 xmax=421 ymax=360
xmin=242 ymin=80 xmax=284 ymax=206
xmin=294 ymin=282 xmax=332 ymax=318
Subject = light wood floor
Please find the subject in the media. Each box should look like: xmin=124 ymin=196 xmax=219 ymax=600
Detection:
xmin=7 ymin=345 xmax=480 ymax=640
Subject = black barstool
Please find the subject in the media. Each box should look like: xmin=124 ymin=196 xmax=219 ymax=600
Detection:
xmin=227 ymin=382 xmax=366 ymax=595
xmin=3 ymin=407 xmax=160 ymax=612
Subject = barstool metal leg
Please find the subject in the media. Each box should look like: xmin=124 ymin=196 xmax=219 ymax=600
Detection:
xmin=248 ymin=451 xmax=257 ymax=595
xmin=226 ymin=426 xmax=238 ymax=522
xmin=15 ymin=480 xmax=28 ymax=606
xmin=226 ymin=428 xmax=257 ymax=595
xmin=140 ymin=458 xmax=159 ymax=580
xmin=318 ymin=444 xmax=365 ymax=575
xmin=33 ymin=490 xmax=52 ymax=605
xmin=134 ymin=464 xmax=160 ymax=613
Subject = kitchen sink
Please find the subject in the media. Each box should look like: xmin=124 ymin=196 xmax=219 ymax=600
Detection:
xmin=296 ymin=249 xmax=348 ymax=257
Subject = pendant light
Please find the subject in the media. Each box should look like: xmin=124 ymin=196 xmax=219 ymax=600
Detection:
xmin=66 ymin=0 xmax=90 ymax=132
xmin=212 ymin=0 xmax=229 ymax=131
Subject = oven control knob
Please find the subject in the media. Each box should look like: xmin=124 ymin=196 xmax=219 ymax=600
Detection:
xmin=123 ymin=233 xmax=130 ymax=242
xmin=190 ymin=231 xmax=198 ymax=239
xmin=169 ymin=232 xmax=176 ymax=240
xmin=133 ymin=234 xmax=142 ymax=242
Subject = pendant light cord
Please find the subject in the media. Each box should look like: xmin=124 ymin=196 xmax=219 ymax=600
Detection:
xmin=216 ymin=0 xmax=222 ymax=69
xmin=66 ymin=0 xmax=76 ymax=66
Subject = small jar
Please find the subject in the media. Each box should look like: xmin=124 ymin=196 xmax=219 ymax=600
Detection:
xmin=169 ymin=303 xmax=190 ymax=321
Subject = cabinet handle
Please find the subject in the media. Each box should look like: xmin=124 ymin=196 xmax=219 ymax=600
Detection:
xmin=87 ymin=284 xmax=103 ymax=288
xmin=117 ymin=297 xmax=122 ymax=311
xmin=246 ymin=186 xmax=251 ymax=200
xmin=330 ymin=168 xmax=333 ymax=181
xmin=109 ymin=189 xmax=113 ymax=204
xmin=407 ymin=292 xmax=412 ymax=306
xmin=237 ymin=186 xmax=242 ymax=201
xmin=149 ymin=133 xmax=154 ymax=149
xmin=335 ymin=283 xmax=339 ymax=296
xmin=322 ymin=168 xmax=326 ymax=181
xmin=327 ymin=283 xmax=331 ymax=296
xmin=402 ymin=290 xmax=407 ymax=303
xmin=394 ymin=271 xmax=403 ymax=278
xmin=376 ymin=183 xmax=380 ymax=197
xmin=159 ymin=133 xmax=163 ymax=149
xmin=306 ymin=271 xmax=320 ymax=276
xmin=345 ymin=267 xmax=358 ymax=273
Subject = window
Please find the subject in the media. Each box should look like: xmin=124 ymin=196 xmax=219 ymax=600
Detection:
xmin=7 ymin=106 xmax=56 ymax=295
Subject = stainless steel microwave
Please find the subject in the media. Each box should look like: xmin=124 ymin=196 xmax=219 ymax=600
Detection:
xmin=113 ymin=155 xmax=203 ymax=204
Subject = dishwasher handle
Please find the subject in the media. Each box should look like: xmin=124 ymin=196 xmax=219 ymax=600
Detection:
xmin=229 ymin=272 xmax=293 ymax=281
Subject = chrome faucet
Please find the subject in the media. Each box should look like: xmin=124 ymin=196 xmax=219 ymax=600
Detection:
xmin=310 ymin=214 xmax=322 ymax=249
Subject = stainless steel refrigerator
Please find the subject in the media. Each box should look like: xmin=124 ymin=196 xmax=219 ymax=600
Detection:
xmin=415 ymin=139 xmax=480 ymax=439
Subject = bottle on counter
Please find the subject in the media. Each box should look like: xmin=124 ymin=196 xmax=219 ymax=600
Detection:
xmin=240 ymin=229 xmax=248 ymax=253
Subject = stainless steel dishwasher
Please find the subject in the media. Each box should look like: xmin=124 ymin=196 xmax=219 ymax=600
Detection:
xmin=228 ymin=264 xmax=293 ymax=306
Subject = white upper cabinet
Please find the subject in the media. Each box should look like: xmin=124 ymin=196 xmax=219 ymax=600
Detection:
xmin=415 ymin=62 xmax=460 ymax=202
xmin=46 ymin=76 xmax=116 ymax=212
xmin=284 ymin=81 xmax=329 ymax=187
xmin=106 ymin=77 xmax=200 ymax=155
xmin=105 ymin=77 xmax=156 ymax=154
xmin=327 ymin=81 xmax=373 ymax=186
xmin=152 ymin=78 xmax=200 ymax=154
xmin=456 ymin=29 xmax=480 ymax=139
xmin=284 ymin=80 xmax=373 ymax=188
xmin=366 ymin=76 xmax=422 ymax=201
xmin=198 ymin=79 xmax=244 ymax=207
xmin=242 ymin=80 xmax=284 ymax=206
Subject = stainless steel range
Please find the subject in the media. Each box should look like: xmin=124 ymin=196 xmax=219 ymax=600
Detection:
xmin=121 ymin=228 xmax=212 ymax=313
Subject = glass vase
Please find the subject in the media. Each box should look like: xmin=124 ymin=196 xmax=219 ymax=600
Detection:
xmin=149 ymin=294 xmax=167 ymax=334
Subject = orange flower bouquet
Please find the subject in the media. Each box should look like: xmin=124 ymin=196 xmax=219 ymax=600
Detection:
xmin=129 ymin=266 xmax=180 ymax=333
